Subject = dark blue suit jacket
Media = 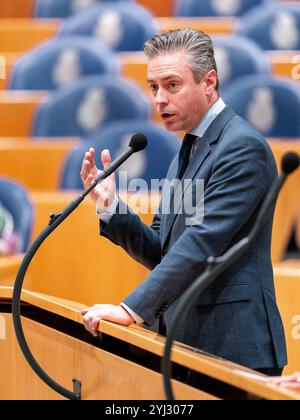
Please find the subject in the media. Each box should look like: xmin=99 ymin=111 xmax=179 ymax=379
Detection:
xmin=101 ymin=106 xmax=287 ymax=370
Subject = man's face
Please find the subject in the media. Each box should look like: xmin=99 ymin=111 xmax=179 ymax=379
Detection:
xmin=147 ymin=51 xmax=217 ymax=132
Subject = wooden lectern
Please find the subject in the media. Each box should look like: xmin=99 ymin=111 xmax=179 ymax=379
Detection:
xmin=1 ymin=286 xmax=299 ymax=400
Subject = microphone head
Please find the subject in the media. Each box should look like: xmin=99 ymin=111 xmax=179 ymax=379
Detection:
xmin=281 ymin=152 xmax=300 ymax=174
xmin=129 ymin=133 xmax=148 ymax=152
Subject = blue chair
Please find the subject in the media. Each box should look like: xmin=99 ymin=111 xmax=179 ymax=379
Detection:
xmin=213 ymin=36 xmax=270 ymax=89
xmin=9 ymin=37 xmax=119 ymax=91
xmin=60 ymin=120 xmax=181 ymax=189
xmin=0 ymin=178 xmax=34 ymax=253
xmin=237 ymin=3 xmax=300 ymax=50
xmin=222 ymin=75 xmax=300 ymax=137
xmin=174 ymin=0 xmax=272 ymax=17
xmin=58 ymin=2 xmax=160 ymax=51
xmin=32 ymin=75 xmax=151 ymax=137
xmin=35 ymin=0 xmax=136 ymax=18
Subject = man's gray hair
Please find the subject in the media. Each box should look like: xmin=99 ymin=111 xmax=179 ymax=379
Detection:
xmin=144 ymin=29 xmax=219 ymax=90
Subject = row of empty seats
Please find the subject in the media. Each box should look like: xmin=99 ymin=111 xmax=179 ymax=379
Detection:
xmin=36 ymin=2 xmax=300 ymax=51
xmin=3 ymin=72 xmax=300 ymax=138
xmin=2 ymin=2 xmax=300 ymax=51
xmin=0 ymin=2 xmax=299 ymax=141
xmin=1 ymin=0 xmax=300 ymax=257
xmin=33 ymin=0 xmax=299 ymax=21
xmin=7 ymin=36 xmax=272 ymax=90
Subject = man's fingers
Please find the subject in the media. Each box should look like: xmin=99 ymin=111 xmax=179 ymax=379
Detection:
xmin=81 ymin=161 xmax=94 ymax=189
xmin=85 ymin=174 xmax=94 ymax=188
xmin=81 ymin=309 xmax=101 ymax=336
xmin=81 ymin=158 xmax=91 ymax=181
xmin=270 ymin=375 xmax=297 ymax=384
xmin=89 ymin=148 xmax=95 ymax=166
xmin=81 ymin=307 xmax=91 ymax=316
xmin=101 ymin=149 xmax=111 ymax=169
xmin=91 ymin=317 xmax=100 ymax=333
xmin=279 ymin=382 xmax=300 ymax=389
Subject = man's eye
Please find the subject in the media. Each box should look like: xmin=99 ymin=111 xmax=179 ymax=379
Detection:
xmin=150 ymin=85 xmax=158 ymax=92
xmin=169 ymin=83 xmax=178 ymax=89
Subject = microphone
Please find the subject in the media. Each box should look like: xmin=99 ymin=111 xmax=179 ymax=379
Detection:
xmin=281 ymin=151 xmax=300 ymax=174
xmin=215 ymin=151 xmax=300 ymax=267
xmin=12 ymin=132 xmax=148 ymax=400
xmin=86 ymin=133 xmax=148 ymax=193
xmin=255 ymin=151 xmax=299 ymax=230
xmin=162 ymin=151 xmax=300 ymax=401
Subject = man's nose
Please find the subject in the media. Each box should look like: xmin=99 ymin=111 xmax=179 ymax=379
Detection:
xmin=155 ymin=88 xmax=169 ymax=106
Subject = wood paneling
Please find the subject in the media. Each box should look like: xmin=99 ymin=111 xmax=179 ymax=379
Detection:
xmin=1 ymin=289 xmax=299 ymax=400
xmin=0 ymin=19 xmax=59 ymax=53
xmin=0 ymin=91 xmax=45 ymax=137
xmin=0 ymin=314 xmax=211 ymax=400
xmin=138 ymin=0 xmax=174 ymax=17
xmin=0 ymin=138 xmax=78 ymax=191
xmin=274 ymin=261 xmax=300 ymax=376
xmin=0 ymin=1 xmax=35 ymax=18
xmin=159 ymin=17 xmax=235 ymax=35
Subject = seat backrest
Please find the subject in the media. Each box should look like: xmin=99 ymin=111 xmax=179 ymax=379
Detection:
xmin=35 ymin=0 xmax=136 ymax=18
xmin=222 ymin=75 xmax=300 ymax=137
xmin=9 ymin=37 xmax=119 ymax=91
xmin=32 ymin=75 xmax=151 ymax=137
xmin=237 ymin=3 xmax=300 ymax=50
xmin=174 ymin=0 xmax=272 ymax=17
xmin=58 ymin=2 xmax=160 ymax=51
xmin=60 ymin=120 xmax=180 ymax=189
xmin=0 ymin=178 xmax=34 ymax=253
xmin=213 ymin=36 xmax=270 ymax=89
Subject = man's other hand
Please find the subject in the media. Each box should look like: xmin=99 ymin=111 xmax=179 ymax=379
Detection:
xmin=81 ymin=304 xmax=134 ymax=337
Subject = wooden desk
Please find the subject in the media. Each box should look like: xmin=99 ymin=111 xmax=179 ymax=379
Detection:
xmin=0 ymin=0 xmax=174 ymax=19
xmin=0 ymin=19 xmax=59 ymax=53
xmin=0 ymin=1 xmax=36 ymax=18
xmin=0 ymin=91 xmax=45 ymax=137
xmin=274 ymin=261 xmax=300 ymax=375
xmin=270 ymin=51 xmax=300 ymax=81
xmin=159 ymin=17 xmax=235 ymax=34
xmin=269 ymin=140 xmax=300 ymax=262
xmin=0 ymin=52 xmax=19 ymax=91
xmin=0 ymin=138 xmax=78 ymax=191
xmin=0 ymin=287 xmax=209 ymax=400
xmin=0 ymin=255 xmax=23 ymax=286
xmin=1 ymin=286 xmax=298 ymax=400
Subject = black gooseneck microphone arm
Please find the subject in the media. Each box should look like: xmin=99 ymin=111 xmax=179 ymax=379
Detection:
xmin=162 ymin=152 xmax=300 ymax=401
xmin=12 ymin=134 xmax=147 ymax=401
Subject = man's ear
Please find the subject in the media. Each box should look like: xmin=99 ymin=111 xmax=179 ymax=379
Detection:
xmin=203 ymin=70 xmax=218 ymax=96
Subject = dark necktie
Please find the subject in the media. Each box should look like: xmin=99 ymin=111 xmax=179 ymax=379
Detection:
xmin=176 ymin=133 xmax=197 ymax=180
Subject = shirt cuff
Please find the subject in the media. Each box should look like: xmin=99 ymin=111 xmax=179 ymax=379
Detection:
xmin=96 ymin=194 xmax=119 ymax=224
xmin=120 ymin=303 xmax=144 ymax=324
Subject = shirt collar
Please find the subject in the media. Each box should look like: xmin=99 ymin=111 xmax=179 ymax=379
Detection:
xmin=190 ymin=97 xmax=226 ymax=139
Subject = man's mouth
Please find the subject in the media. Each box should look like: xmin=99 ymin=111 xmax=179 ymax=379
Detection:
xmin=161 ymin=113 xmax=175 ymax=120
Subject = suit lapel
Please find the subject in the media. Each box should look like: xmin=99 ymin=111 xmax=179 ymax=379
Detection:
xmin=161 ymin=106 xmax=236 ymax=249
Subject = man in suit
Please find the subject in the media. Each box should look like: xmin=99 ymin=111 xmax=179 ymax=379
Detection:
xmin=80 ymin=29 xmax=287 ymax=374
